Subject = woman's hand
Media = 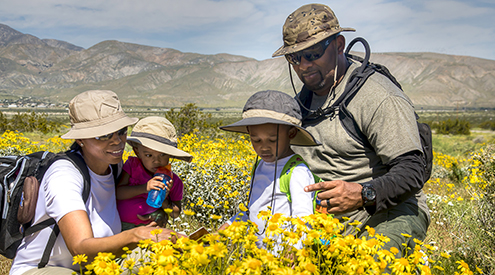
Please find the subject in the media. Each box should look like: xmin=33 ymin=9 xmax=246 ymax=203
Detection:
xmin=131 ymin=224 xmax=185 ymax=243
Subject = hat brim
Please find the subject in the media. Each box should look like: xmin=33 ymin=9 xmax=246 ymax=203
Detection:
xmin=220 ymin=117 xmax=320 ymax=146
xmin=61 ymin=116 xmax=138 ymax=139
xmin=272 ymin=27 xmax=355 ymax=57
xmin=127 ymin=137 xmax=193 ymax=162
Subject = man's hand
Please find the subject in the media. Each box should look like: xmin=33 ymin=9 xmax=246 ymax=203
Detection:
xmin=304 ymin=180 xmax=364 ymax=213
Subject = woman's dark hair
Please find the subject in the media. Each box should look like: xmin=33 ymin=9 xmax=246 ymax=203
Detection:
xmin=70 ymin=141 xmax=81 ymax=151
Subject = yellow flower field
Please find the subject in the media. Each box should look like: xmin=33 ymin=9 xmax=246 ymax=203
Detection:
xmin=1 ymin=130 xmax=493 ymax=274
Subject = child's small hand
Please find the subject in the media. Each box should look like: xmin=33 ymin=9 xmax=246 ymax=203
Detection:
xmin=147 ymin=176 xmax=166 ymax=192
xmin=164 ymin=179 xmax=173 ymax=193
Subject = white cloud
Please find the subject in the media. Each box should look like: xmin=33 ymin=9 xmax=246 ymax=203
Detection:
xmin=0 ymin=0 xmax=494 ymax=60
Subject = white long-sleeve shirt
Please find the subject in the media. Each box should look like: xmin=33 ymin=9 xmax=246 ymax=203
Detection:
xmin=229 ymin=154 xmax=314 ymax=249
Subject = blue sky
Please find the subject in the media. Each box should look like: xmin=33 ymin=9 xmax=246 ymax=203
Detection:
xmin=1 ymin=0 xmax=494 ymax=61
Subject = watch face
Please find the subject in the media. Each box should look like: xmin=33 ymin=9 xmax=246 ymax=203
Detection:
xmin=362 ymin=184 xmax=376 ymax=206
xmin=365 ymin=188 xmax=376 ymax=200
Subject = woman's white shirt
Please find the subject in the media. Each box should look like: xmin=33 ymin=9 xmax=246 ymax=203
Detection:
xmin=10 ymin=159 xmax=121 ymax=275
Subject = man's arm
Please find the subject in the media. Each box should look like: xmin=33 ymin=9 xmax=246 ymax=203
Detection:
xmin=363 ymin=150 xmax=424 ymax=214
xmin=304 ymin=150 xmax=424 ymax=214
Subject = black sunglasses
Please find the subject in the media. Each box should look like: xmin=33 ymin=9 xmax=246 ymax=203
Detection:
xmin=94 ymin=127 xmax=128 ymax=141
xmin=285 ymin=35 xmax=338 ymax=65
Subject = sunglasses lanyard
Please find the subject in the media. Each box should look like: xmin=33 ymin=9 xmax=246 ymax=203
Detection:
xmin=246 ymin=125 xmax=279 ymax=236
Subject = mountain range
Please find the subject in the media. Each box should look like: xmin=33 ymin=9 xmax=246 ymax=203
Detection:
xmin=1 ymin=23 xmax=494 ymax=108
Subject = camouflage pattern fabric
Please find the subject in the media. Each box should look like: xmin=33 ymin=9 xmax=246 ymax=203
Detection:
xmin=272 ymin=3 xmax=355 ymax=57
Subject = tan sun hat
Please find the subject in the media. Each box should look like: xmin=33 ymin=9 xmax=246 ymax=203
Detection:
xmin=220 ymin=90 xmax=320 ymax=146
xmin=127 ymin=116 xmax=193 ymax=162
xmin=272 ymin=3 xmax=355 ymax=57
xmin=61 ymin=90 xmax=138 ymax=139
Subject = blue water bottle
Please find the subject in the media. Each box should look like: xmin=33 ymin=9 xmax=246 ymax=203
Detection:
xmin=146 ymin=167 xmax=172 ymax=208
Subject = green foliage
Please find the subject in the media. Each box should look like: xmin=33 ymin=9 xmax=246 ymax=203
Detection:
xmin=427 ymin=143 xmax=495 ymax=273
xmin=432 ymin=132 xmax=494 ymax=157
xmin=417 ymin=110 xmax=495 ymax=129
xmin=426 ymin=194 xmax=479 ymax=274
xmin=0 ymin=111 xmax=62 ymax=134
xmin=432 ymin=118 xmax=471 ymax=135
xmin=448 ymin=161 xmax=466 ymax=184
xmin=165 ymin=103 xmax=222 ymax=137
xmin=480 ymin=120 xmax=495 ymax=131
xmin=468 ymin=145 xmax=495 ymax=271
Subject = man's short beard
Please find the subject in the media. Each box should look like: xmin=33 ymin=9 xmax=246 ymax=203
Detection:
xmin=303 ymin=71 xmax=327 ymax=91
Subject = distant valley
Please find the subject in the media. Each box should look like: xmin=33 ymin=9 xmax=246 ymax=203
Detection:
xmin=1 ymin=23 xmax=494 ymax=109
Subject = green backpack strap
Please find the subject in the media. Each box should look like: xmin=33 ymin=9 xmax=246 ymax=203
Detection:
xmin=279 ymin=154 xmax=305 ymax=203
xmin=251 ymin=154 xmax=307 ymax=203
xmin=279 ymin=154 xmax=323 ymax=212
xmin=251 ymin=155 xmax=323 ymax=212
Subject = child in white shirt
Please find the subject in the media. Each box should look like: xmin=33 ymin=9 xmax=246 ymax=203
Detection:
xmin=218 ymin=90 xmax=320 ymax=249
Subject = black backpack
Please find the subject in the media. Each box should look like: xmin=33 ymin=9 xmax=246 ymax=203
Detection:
xmin=298 ymin=37 xmax=433 ymax=183
xmin=0 ymin=150 xmax=90 ymax=268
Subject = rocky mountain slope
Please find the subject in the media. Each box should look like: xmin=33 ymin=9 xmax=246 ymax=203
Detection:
xmin=1 ymin=23 xmax=494 ymax=108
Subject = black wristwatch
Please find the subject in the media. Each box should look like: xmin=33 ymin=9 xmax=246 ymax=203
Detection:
xmin=361 ymin=183 xmax=376 ymax=207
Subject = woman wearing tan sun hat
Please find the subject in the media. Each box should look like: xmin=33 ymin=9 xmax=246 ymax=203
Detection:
xmin=10 ymin=90 xmax=182 ymax=275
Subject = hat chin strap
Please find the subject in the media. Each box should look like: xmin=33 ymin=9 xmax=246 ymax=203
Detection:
xmin=248 ymin=125 xmax=280 ymax=236
xmin=289 ymin=39 xmax=340 ymax=113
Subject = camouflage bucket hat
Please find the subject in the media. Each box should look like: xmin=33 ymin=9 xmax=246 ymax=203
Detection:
xmin=220 ymin=90 xmax=320 ymax=146
xmin=272 ymin=3 xmax=355 ymax=57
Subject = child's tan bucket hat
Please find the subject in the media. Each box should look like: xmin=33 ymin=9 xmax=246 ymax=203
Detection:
xmin=127 ymin=116 xmax=193 ymax=162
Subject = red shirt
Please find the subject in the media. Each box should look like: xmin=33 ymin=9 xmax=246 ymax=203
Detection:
xmin=117 ymin=157 xmax=184 ymax=225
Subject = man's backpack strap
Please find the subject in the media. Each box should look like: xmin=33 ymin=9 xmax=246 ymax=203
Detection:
xmin=300 ymin=37 xmax=373 ymax=127
xmin=302 ymin=37 xmax=433 ymax=183
xmin=416 ymin=119 xmax=433 ymax=182
xmin=35 ymin=151 xmax=91 ymax=268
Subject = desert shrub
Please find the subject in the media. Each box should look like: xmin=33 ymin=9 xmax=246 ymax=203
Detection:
xmin=165 ymin=103 xmax=222 ymax=137
xmin=480 ymin=120 xmax=495 ymax=131
xmin=0 ymin=111 xmax=62 ymax=134
xmin=433 ymin=118 xmax=471 ymax=135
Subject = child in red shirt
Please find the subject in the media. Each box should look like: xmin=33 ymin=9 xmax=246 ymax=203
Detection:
xmin=116 ymin=116 xmax=192 ymax=230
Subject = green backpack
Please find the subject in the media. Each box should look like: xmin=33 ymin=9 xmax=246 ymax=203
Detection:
xmin=251 ymin=154 xmax=324 ymax=213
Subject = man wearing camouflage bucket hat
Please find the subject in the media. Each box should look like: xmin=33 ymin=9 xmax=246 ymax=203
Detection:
xmin=273 ymin=3 xmax=430 ymax=259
